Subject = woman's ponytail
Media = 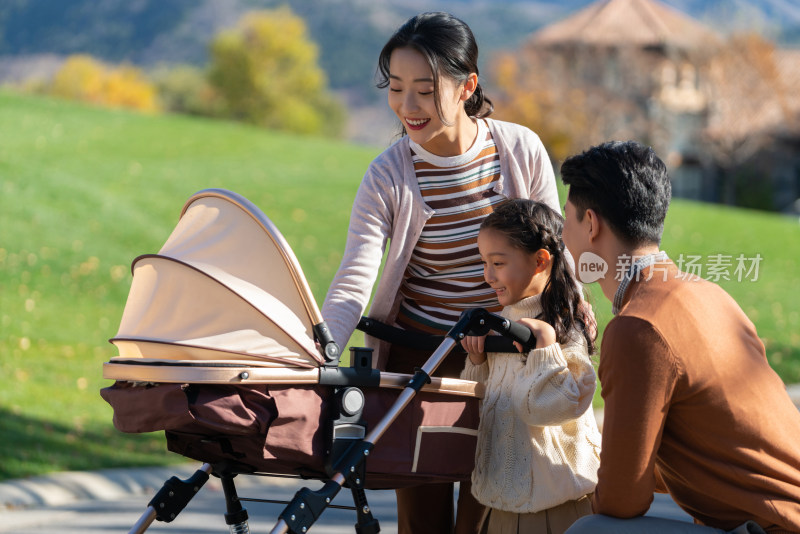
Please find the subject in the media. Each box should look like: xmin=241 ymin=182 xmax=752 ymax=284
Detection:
xmin=466 ymin=83 xmax=493 ymax=118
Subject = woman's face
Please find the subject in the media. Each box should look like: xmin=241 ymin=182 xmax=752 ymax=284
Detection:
xmin=387 ymin=47 xmax=470 ymax=156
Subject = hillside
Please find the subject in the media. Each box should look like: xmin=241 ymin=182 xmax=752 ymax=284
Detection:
xmin=0 ymin=90 xmax=378 ymax=478
xmin=0 ymin=90 xmax=798 ymax=479
xmin=0 ymin=0 xmax=798 ymax=97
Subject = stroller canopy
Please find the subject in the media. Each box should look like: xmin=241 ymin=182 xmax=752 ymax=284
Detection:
xmin=111 ymin=188 xmax=325 ymax=369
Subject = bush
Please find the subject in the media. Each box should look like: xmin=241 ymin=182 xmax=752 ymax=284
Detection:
xmin=149 ymin=64 xmax=223 ymax=117
xmin=49 ymin=55 xmax=159 ymax=112
xmin=207 ymin=7 xmax=344 ymax=136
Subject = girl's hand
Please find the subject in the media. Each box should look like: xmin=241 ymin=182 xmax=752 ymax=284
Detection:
xmin=461 ymin=335 xmax=487 ymax=365
xmin=513 ymin=318 xmax=556 ymax=351
xmin=580 ymin=300 xmax=598 ymax=341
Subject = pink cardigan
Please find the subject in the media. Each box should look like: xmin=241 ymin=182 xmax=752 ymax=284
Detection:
xmin=321 ymin=118 xmax=559 ymax=368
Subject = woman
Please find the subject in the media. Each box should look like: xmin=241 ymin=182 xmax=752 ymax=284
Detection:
xmin=322 ymin=12 xmax=562 ymax=534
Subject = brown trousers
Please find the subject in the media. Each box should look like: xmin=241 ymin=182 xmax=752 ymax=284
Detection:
xmin=387 ymin=343 xmax=487 ymax=534
xmin=396 ymin=480 xmax=488 ymax=534
xmin=484 ymin=495 xmax=593 ymax=534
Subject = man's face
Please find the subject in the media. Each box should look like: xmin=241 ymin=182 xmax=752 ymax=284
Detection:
xmin=562 ymin=198 xmax=586 ymax=261
xmin=564 ymin=197 xmax=612 ymax=285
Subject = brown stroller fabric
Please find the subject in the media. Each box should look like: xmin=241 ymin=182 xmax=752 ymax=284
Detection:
xmin=101 ymin=381 xmax=478 ymax=488
xmin=101 ymin=188 xmax=481 ymax=488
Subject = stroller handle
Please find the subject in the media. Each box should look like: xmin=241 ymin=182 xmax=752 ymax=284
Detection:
xmin=357 ymin=308 xmax=536 ymax=354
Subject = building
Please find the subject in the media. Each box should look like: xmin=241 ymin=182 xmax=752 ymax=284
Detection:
xmin=495 ymin=0 xmax=800 ymax=212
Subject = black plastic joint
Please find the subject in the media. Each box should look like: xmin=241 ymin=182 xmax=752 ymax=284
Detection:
xmin=148 ymin=469 xmax=210 ymax=523
xmin=224 ymin=508 xmax=249 ymax=526
xmin=407 ymin=367 xmax=432 ymax=392
xmin=313 ymin=321 xmax=341 ymax=367
xmin=332 ymin=440 xmax=375 ymax=477
xmin=279 ymin=480 xmax=342 ymax=533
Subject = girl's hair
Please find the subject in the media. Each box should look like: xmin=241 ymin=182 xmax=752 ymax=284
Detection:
xmin=481 ymin=199 xmax=596 ymax=353
xmin=376 ymin=12 xmax=493 ymax=127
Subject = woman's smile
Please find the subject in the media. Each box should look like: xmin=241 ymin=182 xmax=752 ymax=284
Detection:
xmin=405 ymin=117 xmax=430 ymax=130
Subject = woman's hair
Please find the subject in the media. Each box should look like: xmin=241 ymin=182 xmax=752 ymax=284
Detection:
xmin=481 ymin=199 xmax=596 ymax=353
xmin=376 ymin=12 xmax=493 ymax=127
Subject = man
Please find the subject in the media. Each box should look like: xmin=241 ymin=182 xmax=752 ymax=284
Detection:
xmin=560 ymin=141 xmax=800 ymax=534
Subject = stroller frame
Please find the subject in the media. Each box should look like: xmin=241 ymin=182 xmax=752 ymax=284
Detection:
xmin=126 ymin=308 xmax=533 ymax=534
xmin=101 ymin=188 xmax=534 ymax=533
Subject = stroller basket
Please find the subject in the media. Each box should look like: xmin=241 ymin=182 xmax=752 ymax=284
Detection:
xmin=101 ymin=188 xmax=483 ymax=490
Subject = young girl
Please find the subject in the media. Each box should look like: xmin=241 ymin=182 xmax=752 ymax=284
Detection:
xmin=460 ymin=198 xmax=601 ymax=534
xmin=321 ymin=12 xmax=563 ymax=534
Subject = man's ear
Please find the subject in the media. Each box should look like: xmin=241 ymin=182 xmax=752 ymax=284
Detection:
xmin=585 ymin=208 xmax=601 ymax=242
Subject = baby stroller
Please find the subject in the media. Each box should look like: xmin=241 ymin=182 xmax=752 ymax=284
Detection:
xmin=100 ymin=188 xmax=533 ymax=533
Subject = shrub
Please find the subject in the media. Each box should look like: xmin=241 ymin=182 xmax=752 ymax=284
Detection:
xmin=207 ymin=8 xmax=344 ymax=136
xmin=49 ymin=54 xmax=159 ymax=112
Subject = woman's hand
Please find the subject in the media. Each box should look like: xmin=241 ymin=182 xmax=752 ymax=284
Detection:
xmin=461 ymin=335 xmax=487 ymax=365
xmin=513 ymin=318 xmax=556 ymax=351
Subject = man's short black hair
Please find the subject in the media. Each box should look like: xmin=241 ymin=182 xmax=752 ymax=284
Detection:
xmin=561 ymin=140 xmax=671 ymax=246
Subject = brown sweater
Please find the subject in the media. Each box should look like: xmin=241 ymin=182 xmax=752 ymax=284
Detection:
xmin=593 ymin=261 xmax=800 ymax=533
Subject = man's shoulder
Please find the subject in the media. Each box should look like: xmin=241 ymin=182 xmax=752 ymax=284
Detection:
xmin=604 ymin=314 xmax=662 ymax=344
xmin=624 ymin=267 xmax=731 ymax=314
xmin=600 ymin=315 xmax=678 ymax=384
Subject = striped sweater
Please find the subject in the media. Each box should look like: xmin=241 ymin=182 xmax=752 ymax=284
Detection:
xmin=396 ymin=120 xmax=503 ymax=334
xmin=321 ymin=117 xmax=560 ymax=368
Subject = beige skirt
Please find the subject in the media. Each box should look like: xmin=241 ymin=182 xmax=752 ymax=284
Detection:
xmin=483 ymin=495 xmax=593 ymax=534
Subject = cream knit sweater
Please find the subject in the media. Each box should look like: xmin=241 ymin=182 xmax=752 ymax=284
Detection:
xmin=460 ymin=295 xmax=601 ymax=514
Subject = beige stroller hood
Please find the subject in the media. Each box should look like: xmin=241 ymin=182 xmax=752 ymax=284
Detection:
xmin=102 ymin=188 xmax=487 ymax=505
xmin=109 ymin=188 xmax=324 ymax=369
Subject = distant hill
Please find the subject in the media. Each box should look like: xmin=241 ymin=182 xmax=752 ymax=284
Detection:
xmin=1 ymin=0 xmax=798 ymax=100
xmin=668 ymin=0 xmax=800 ymax=41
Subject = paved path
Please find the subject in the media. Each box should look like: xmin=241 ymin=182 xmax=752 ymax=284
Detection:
xmin=1 ymin=384 xmax=797 ymax=532
xmin=0 ymin=464 xmax=690 ymax=533
xmin=0 ymin=472 xmax=400 ymax=533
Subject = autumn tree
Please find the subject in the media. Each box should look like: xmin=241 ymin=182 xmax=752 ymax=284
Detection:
xmin=207 ymin=8 xmax=344 ymax=136
xmin=700 ymin=33 xmax=796 ymax=206
xmin=150 ymin=64 xmax=222 ymax=117
xmin=489 ymin=44 xmax=656 ymax=163
xmin=49 ymin=55 xmax=159 ymax=112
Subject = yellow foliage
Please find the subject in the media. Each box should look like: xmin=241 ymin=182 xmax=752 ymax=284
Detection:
xmin=208 ymin=7 xmax=343 ymax=136
xmin=51 ymin=55 xmax=105 ymax=103
xmin=104 ymin=65 xmax=159 ymax=112
xmin=489 ymin=50 xmax=598 ymax=162
xmin=49 ymin=55 xmax=159 ymax=113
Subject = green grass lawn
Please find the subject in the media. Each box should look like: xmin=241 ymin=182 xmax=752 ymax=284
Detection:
xmin=0 ymin=91 xmax=377 ymax=479
xmin=1 ymin=90 xmax=798 ymax=480
xmin=580 ymin=198 xmax=800 ymax=372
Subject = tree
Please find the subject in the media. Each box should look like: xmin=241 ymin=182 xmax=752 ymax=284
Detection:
xmin=489 ymin=44 xmax=657 ymax=163
xmin=150 ymin=64 xmax=222 ymax=117
xmin=49 ymin=54 xmax=159 ymax=112
xmin=207 ymin=7 xmax=344 ymax=137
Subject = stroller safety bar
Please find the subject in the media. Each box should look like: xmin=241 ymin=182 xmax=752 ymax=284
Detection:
xmin=102 ymin=361 xmax=485 ymax=397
